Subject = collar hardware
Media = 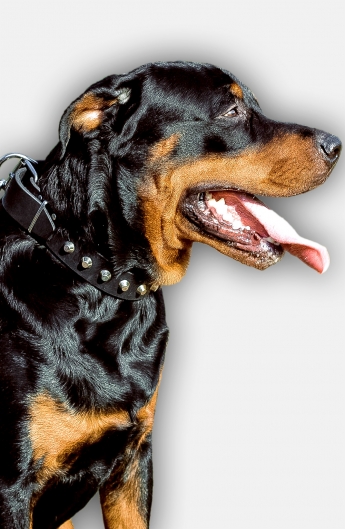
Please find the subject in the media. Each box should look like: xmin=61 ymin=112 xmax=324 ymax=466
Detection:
xmin=0 ymin=153 xmax=152 ymax=301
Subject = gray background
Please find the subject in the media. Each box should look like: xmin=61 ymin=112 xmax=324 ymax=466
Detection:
xmin=1 ymin=1 xmax=344 ymax=528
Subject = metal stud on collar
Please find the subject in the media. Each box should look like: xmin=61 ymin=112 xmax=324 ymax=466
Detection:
xmin=100 ymin=270 xmax=112 ymax=282
xmin=63 ymin=241 xmax=75 ymax=253
xmin=137 ymin=284 xmax=147 ymax=296
xmin=81 ymin=256 xmax=93 ymax=269
xmin=119 ymin=279 xmax=130 ymax=292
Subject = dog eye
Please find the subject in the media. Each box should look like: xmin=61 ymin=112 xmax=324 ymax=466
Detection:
xmin=222 ymin=106 xmax=239 ymax=118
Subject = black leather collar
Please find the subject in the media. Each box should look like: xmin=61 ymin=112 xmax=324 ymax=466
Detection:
xmin=0 ymin=155 xmax=153 ymax=301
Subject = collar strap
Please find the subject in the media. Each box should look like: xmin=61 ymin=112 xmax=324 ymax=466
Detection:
xmin=0 ymin=154 xmax=152 ymax=301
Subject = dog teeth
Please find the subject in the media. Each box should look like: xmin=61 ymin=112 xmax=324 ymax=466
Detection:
xmin=205 ymin=195 xmax=248 ymax=232
xmin=222 ymin=211 xmax=234 ymax=223
xmin=207 ymin=198 xmax=217 ymax=209
xmin=207 ymin=198 xmax=226 ymax=216
xmin=208 ymin=198 xmax=226 ymax=215
xmin=218 ymin=202 xmax=228 ymax=216
xmin=232 ymin=220 xmax=242 ymax=230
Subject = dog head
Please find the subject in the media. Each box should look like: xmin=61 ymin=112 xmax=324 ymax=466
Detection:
xmin=43 ymin=62 xmax=341 ymax=286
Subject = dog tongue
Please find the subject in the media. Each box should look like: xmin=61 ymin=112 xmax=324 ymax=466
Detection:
xmin=242 ymin=197 xmax=330 ymax=273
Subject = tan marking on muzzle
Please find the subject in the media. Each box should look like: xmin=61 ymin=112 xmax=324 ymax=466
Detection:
xmin=140 ymin=133 xmax=329 ymax=285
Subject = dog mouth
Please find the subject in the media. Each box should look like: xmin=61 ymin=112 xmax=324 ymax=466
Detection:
xmin=183 ymin=188 xmax=330 ymax=273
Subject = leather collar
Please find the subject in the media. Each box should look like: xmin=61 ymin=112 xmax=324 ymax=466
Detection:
xmin=0 ymin=155 xmax=153 ymax=301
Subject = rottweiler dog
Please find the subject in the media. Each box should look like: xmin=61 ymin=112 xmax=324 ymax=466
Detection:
xmin=0 ymin=61 xmax=341 ymax=529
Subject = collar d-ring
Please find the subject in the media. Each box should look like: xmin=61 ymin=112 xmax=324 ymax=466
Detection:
xmin=0 ymin=153 xmax=38 ymax=189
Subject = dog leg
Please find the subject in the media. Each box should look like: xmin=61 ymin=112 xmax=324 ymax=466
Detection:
xmin=99 ymin=376 xmax=162 ymax=528
xmin=100 ymin=438 xmax=153 ymax=529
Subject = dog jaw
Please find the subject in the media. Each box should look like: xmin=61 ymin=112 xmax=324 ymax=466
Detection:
xmin=140 ymin=132 xmax=333 ymax=285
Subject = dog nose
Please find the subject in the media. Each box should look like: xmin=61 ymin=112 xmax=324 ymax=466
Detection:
xmin=316 ymin=132 xmax=342 ymax=163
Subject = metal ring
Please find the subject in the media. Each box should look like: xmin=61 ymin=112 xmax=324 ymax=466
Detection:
xmin=0 ymin=153 xmax=38 ymax=182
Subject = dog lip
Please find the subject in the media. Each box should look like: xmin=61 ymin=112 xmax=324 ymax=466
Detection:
xmin=185 ymin=183 xmax=248 ymax=198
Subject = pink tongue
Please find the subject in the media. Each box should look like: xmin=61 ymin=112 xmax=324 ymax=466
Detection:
xmin=242 ymin=199 xmax=330 ymax=274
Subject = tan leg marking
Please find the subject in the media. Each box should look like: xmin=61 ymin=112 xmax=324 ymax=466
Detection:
xmin=29 ymin=393 xmax=131 ymax=483
xmin=136 ymin=376 xmax=160 ymax=446
xmin=58 ymin=520 xmax=74 ymax=529
xmin=100 ymin=377 xmax=162 ymax=529
xmin=101 ymin=458 xmax=146 ymax=529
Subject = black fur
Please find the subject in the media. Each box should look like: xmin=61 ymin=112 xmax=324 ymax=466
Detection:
xmin=0 ymin=61 xmax=340 ymax=529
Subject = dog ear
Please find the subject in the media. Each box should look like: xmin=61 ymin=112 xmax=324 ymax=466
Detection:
xmin=58 ymin=86 xmax=131 ymax=156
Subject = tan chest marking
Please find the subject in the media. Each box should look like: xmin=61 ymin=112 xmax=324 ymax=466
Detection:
xmin=29 ymin=394 xmax=131 ymax=482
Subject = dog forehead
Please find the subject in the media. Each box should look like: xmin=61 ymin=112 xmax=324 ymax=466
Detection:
xmin=140 ymin=62 xmax=238 ymax=99
xmin=126 ymin=63 xmax=248 ymax=124
xmin=139 ymin=63 xmax=261 ymax=119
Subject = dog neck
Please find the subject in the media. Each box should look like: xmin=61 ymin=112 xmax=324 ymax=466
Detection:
xmin=1 ymin=155 xmax=159 ymax=300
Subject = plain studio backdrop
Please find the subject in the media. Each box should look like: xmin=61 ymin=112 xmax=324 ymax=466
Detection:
xmin=1 ymin=1 xmax=344 ymax=528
